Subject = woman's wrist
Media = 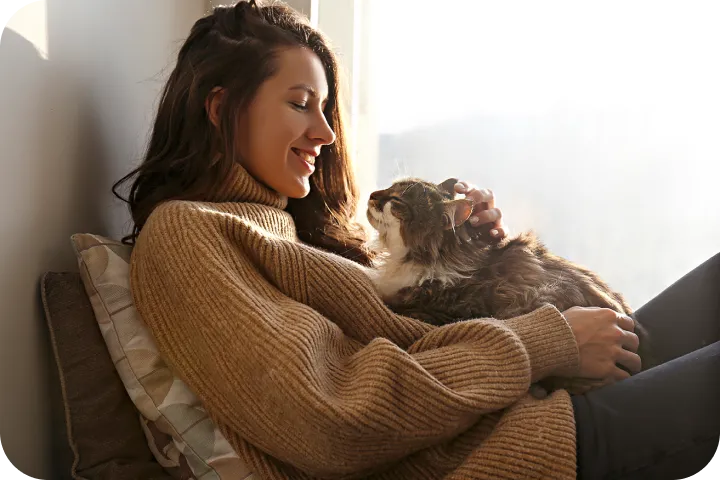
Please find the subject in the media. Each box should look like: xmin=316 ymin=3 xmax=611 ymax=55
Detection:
xmin=502 ymin=304 xmax=581 ymax=381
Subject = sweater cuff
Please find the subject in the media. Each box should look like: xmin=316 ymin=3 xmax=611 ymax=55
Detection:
xmin=502 ymin=304 xmax=580 ymax=382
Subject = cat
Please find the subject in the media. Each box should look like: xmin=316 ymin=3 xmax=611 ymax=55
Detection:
xmin=365 ymin=177 xmax=651 ymax=395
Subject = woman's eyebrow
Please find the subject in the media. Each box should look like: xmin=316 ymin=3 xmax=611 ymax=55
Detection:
xmin=288 ymin=84 xmax=317 ymax=96
xmin=289 ymin=84 xmax=326 ymax=100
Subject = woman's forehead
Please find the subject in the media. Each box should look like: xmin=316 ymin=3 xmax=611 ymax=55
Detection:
xmin=272 ymin=47 xmax=328 ymax=98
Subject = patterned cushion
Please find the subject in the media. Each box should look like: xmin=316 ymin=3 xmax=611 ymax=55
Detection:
xmin=71 ymin=233 xmax=255 ymax=480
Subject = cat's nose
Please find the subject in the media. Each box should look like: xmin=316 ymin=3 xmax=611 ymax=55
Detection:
xmin=369 ymin=191 xmax=383 ymax=208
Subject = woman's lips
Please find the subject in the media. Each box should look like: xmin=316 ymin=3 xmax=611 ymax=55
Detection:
xmin=291 ymin=148 xmax=315 ymax=173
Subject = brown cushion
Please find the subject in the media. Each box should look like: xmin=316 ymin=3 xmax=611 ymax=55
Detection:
xmin=41 ymin=271 xmax=173 ymax=480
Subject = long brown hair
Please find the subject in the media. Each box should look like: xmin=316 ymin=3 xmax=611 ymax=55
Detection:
xmin=112 ymin=0 xmax=373 ymax=265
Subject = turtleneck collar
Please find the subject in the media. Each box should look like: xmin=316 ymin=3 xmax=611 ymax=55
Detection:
xmin=207 ymin=162 xmax=288 ymax=210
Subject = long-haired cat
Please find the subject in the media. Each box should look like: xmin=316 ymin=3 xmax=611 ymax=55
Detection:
xmin=366 ymin=177 xmax=650 ymax=394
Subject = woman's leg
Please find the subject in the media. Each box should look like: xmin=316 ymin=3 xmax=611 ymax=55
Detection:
xmin=634 ymin=252 xmax=720 ymax=367
xmin=573 ymin=253 xmax=720 ymax=479
xmin=573 ymin=341 xmax=720 ymax=479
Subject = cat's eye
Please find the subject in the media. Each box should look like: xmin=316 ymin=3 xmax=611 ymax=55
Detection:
xmin=388 ymin=197 xmax=406 ymax=208
xmin=389 ymin=198 xmax=413 ymax=218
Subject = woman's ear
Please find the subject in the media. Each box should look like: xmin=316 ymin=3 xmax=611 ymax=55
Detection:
xmin=441 ymin=198 xmax=474 ymax=230
xmin=205 ymin=87 xmax=225 ymax=127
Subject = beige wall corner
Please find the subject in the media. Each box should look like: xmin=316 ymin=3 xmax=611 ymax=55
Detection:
xmin=0 ymin=1 xmax=206 ymax=477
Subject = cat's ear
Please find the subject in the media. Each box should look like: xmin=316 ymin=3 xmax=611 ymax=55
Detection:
xmin=441 ymin=199 xmax=474 ymax=230
xmin=438 ymin=178 xmax=459 ymax=195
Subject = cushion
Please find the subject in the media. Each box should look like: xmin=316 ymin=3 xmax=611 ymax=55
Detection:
xmin=70 ymin=233 xmax=255 ymax=480
xmin=41 ymin=271 xmax=174 ymax=480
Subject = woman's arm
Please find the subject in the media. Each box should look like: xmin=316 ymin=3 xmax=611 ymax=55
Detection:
xmin=130 ymin=203 xmax=579 ymax=478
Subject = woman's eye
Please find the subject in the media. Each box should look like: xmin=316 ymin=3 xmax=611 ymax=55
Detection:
xmin=290 ymin=102 xmax=308 ymax=111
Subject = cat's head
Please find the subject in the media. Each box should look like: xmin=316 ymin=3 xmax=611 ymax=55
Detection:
xmin=367 ymin=177 xmax=474 ymax=257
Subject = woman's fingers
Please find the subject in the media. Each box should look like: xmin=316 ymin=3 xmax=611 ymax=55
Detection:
xmin=454 ymin=182 xmax=495 ymax=209
xmin=470 ymin=188 xmax=496 ymax=210
xmin=616 ymin=348 xmax=642 ymax=375
xmin=474 ymin=189 xmax=495 ymax=210
xmin=611 ymin=366 xmax=632 ymax=382
xmin=454 ymin=181 xmax=506 ymax=239
xmin=616 ymin=313 xmax=635 ymax=332
xmin=454 ymin=181 xmax=469 ymax=193
xmin=470 ymin=208 xmax=503 ymax=225
xmin=621 ymin=329 xmax=640 ymax=353
xmin=490 ymin=225 xmax=508 ymax=238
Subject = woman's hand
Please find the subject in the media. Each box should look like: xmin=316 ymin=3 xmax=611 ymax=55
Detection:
xmin=561 ymin=306 xmax=642 ymax=383
xmin=454 ymin=181 xmax=507 ymax=241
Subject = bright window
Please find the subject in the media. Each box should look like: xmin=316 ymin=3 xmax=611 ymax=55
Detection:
xmin=357 ymin=0 xmax=720 ymax=308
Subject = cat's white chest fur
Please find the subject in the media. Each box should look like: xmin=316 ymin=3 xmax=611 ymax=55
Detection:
xmin=365 ymin=202 xmax=465 ymax=299
xmin=364 ymin=202 xmax=420 ymax=298
xmin=367 ymin=256 xmax=425 ymax=300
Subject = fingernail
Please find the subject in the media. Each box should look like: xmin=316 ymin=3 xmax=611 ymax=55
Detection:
xmin=454 ymin=182 xmax=464 ymax=191
xmin=491 ymin=229 xmax=499 ymax=236
xmin=469 ymin=217 xmax=480 ymax=226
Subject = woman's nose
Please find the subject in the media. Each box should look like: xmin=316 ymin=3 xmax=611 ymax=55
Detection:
xmin=310 ymin=114 xmax=336 ymax=146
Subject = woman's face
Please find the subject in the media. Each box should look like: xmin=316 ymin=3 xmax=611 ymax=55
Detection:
xmin=236 ymin=47 xmax=336 ymax=198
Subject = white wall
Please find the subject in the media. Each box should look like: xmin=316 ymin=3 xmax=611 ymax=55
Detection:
xmin=0 ymin=1 xmax=206 ymax=477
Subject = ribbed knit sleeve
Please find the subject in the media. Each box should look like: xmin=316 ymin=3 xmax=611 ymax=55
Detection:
xmin=130 ymin=200 xmax=579 ymax=479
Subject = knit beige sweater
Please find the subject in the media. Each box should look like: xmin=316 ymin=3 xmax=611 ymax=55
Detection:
xmin=130 ymin=163 xmax=581 ymax=479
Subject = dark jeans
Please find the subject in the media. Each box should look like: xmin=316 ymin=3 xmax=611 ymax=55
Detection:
xmin=573 ymin=252 xmax=720 ymax=479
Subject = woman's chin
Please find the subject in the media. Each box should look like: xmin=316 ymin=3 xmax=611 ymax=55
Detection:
xmin=280 ymin=177 xmax=312 ymax=199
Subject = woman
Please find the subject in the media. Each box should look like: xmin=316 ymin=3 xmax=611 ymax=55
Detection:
xmin=114 ymin=2 xmax=719 ymax=478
